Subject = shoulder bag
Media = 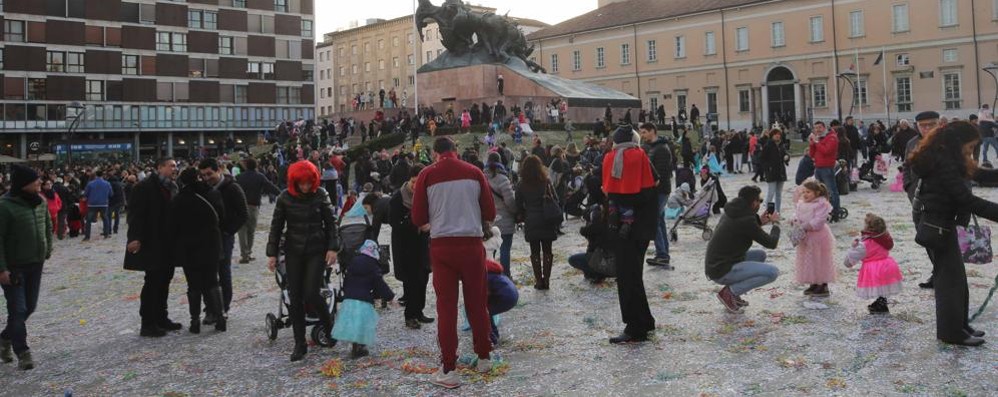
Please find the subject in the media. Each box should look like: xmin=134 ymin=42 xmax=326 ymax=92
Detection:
xmin=542 ymin=183 xmax=564 ymax=226
xmin=958 ymin=214 xmax=993 ymax=264
xmin=912 ymin=180 xmax=952 ymax=250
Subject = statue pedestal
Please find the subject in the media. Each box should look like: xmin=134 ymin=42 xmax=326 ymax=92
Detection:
xmin=416 ymin=63 xmax=640 ymax=123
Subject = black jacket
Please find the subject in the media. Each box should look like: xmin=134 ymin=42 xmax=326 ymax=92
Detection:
xmin=216 ymin=175 xmax=248 ymax=235
xmin=845 ymin=125 xmax=862 ymax=152
xmin=266 ymin=188 xmax=339 ymax=258
xmin=913 ymin=160 xmax=998 ymax=228
xmin=235 ymin=170 xmax=281 ymax=206
xmin=341 ymin=254 xmax=395 ymax=304
xmin=644 ymin=137 xmax=673 ymax=195
xmin=125 ymin=176 xmax=177 ymax=271
xmin=369 ymin=195 xmax=391 ymax=241
xmin=108 ymin=177 xmax=126 ymax=206
xmin=169 ymin=185 xmax=225 ymax=268
xmin=760 ymin=140 xmax=788 ymax=183
xmin=704 ymin=198 xmax=780 ymax=280
xmin=515 ymin=183 xmax=561 ymax=242
xmin=388 ymin=191 xmax=430 ymax=282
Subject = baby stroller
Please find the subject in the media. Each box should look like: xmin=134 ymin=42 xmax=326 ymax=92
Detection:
xmin=858 ymin=154 xmax=890 ymax=191
xmin=669 ymin=177 xmax=719 ymax=242
xmin=264 ymin=237 xmax=343 ymax=347
xmin=67 ymin=203 xmax=83 ymax=238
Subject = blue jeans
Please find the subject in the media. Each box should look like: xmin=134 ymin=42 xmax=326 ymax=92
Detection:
xmin=219 ymin=233 xmax=236 ymax=312
xmin=766 ymin=181 xmax=785 ymax=213
xmin=813 ymin=167 xmax=840 ymax=213
xmin=652 ymin=193 xmax=670 ymax=261
xmin=1 ymin=266 xmax=43 ymax=355
xmin=711 ymin=250 xmax=779 ymax=296
xmin=84 ymin=206 xmax=111 ymax=239
xmin=109 ymin=204 xmax=122 ymax=233
xmin=982 ymin=137 xmax=998 ymax=163
xmin=499 ymin=234 xmax=513 ymax=278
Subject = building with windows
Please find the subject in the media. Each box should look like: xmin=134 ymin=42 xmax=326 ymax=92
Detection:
xmin=527 ymin=0 xmax=998 ymax=130
xmin=1 ymin=0 xmax=315 ymax=161
xmin=315 ymin=8 xmax=546 ymax=117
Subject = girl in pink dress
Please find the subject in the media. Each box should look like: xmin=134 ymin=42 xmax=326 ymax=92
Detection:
xmin=792 ymin=178 xmax=836 ymax=297
xmin=844 ymin=214 xmax=903 ymax=314
xmin=460 ymin=110 xmax=471 ymax=133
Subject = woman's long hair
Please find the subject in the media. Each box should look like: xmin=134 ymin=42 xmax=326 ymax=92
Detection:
xmin=517 ymin=155 xmax=549 ymax=190
xmin=909 ymin=120 xmax=980 ymax=178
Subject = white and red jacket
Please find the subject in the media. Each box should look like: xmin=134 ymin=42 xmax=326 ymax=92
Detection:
xmin=412 ymin=152 xmax=496 ymax=241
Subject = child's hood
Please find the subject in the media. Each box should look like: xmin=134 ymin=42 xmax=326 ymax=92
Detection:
xmin=862 ymin=231 xmax=894 ymax=251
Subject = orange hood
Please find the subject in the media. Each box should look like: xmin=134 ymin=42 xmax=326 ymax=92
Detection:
xmin=287 ymin=160 xmax=320 ymax=197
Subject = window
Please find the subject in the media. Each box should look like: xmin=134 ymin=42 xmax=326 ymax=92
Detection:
xmin=319 ymin=70 xmax=324 ymax=80
xmin=407 ymin=33 xmax=414 ymax=45
xmin=943 ymin=72 xmax=961 ymax=109
xmin=378 ymin=39 xmax=384 ymax=49
xmin=550 ymin=54 xmax=559 ymax=73
xmin=771 ymin=22 xmax=785 ymax=47
xmin=896 ymin=53 xmax=910 ymax=66
xmin=811 ymin=81 xmax=827 ymax=108
xmin=235 ymin=86 xmax=247 ymax=103
xmin=849 ymin=11 xmax=864 ymax=37
xmin=302 ymin=20 xmax=313 ymax=38
xmin=853 ymin=78 xmax=868 ymax=107
xmin=892 ymin=3 xmax=909 ymax=32
xmin=393 ymin=57 xmax=399 ymax=68
xmin=188 ymin=10 xmax=202 ymax=29
xmin=275 ymin=0 xmax=288 ymax=12
xmin=157 ymin=32 xmax=171 ymax=51
xmin=234 ymin=0 xmax=246 ymax=7
xmin=676 ymin=92 xmax=687 ymax=114
xmin=352 ymin=45 xmax=357 ymax=55
xmin=173 ymin=33 xmax=187 ymax=52
xmin=5 ymin=20 xmax=26 ymax=42
xmin=706 ymin=91 xmax=718 ymax=115
xmin=352 ymin=64 xmax=358 ymax=74
xmin=596 ymin=47 xmax=605 ymax=68
xmin=940 ymin=0 xmax=957 ymax=26
xmin=393 ymin=78 xmax=400 ymax=87
xmin=263 ymin=62 xmax=275 ymax=79
xmin=408 ymin=76 xmax=415 ymax=86
xmin=704 ymin=32 xmax=716 ymax=55
xmin=0 ymin=48 xmax=4 ymax=70
xmin=810 ymin=16 xmax=824 ymax=42
xmin=426 ymin=50 xmax=432 ymax=63
xmin=674 ymin=36 xmax=685 ymax=58
xmin=407 ymin=54 xmax=414 ymax=65
xmin=219 ymin=36 xmax=234 ymax=55
xmin=87 ymin=80 xmax=104 ymax=101
xmin=247 ymin=62 xmax=260 ymax=77
xmin=379 ymin=59 xmax=385 ymax=70
xmin=647 ymin=40 xmax=657 ymax=61
xmin=277 ymin=87 xmax=290 ymax=104
xmin=736 ymin=27 xmax=748 ymax=51
xmin=47 ymin=51 xmax=66 ymax=72
xmin=994 ymin=0 xmax=998 ymax=19
xmin=205 ymin=11 xmax=217 ymax=29
xmin=738 ymin=89 xmax=750 ymax=113
xmin=943 ymin=48 xmax=958 ymax=62
xmin=67 ymin=52 xmax=85 ymax=73
xmin=27 ymin=79 xmax=46 ymax=100
xmin=365 ymin=42 xmax=370 ymax=53
xmin=572 ymin=50 xmax=582 ymax=71
xmin=896 ymin=76 xmax=912 ymax=112
xmin=621 ymin=43 xmax=630 ymax=65
xmin=365 ymin=62 xmax=370 ymax=72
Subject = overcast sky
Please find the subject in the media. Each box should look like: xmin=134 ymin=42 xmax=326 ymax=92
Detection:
xmin=314 ymin=0 xmax=597 ymax=39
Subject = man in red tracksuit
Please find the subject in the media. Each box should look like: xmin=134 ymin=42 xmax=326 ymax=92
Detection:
xmin=412 ymin=137 xmax=496 ymax=389
xmin=808 ymin=121 xmax=840 ymax=220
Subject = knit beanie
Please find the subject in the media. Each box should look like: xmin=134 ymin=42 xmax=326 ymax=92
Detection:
xmin=612 ymin=126 xmax=635 ymax=144
xmin=10 ymin=164 xmax=40 ymax=192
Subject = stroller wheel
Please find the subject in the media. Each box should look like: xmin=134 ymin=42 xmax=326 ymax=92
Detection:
xmin=702 ymin=228 xmax=714 ymax=241
xmin=838 ymin=208 xmax=849 ymax=220
xmin=265 ymin=313 xmax=279 ymax=341
xmin=312 ymin=324 xmax=337 ymax=347
xmin=670 ymin=230 xmax=678 ymax=242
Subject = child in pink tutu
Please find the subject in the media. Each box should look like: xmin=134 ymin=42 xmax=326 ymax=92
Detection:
xmin=792 ymin=178 xmax=836 ymax=297
xmin=844 ymin=214 xmax=903 ymax=314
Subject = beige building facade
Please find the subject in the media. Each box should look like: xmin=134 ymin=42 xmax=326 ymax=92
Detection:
xmin=315 ymin=8 xmax=546 ymax=118
xmin=527 ymin=0 xmax=998 ymax=131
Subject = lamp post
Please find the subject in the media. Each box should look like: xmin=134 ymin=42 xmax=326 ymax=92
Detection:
xmin=983 ymin=63 xmax=998 ymax=111
xmin=66 ymin=101 xmax=86 ymax=166
xmin=836 ymin=70 xmax=858 ymax=121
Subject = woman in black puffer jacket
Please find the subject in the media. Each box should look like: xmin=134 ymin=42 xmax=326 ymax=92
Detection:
xmin=171 ymin=168 xmax=226 ymax=334
xmin=515 ymin=155 xmax=561 ymax=290
xmin=909 ymin=121 xmax=998 ymax=347
xmin=266 ymin=161 xmax=340 ymax=361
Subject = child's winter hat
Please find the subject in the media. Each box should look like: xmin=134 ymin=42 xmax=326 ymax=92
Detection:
xmin=358 ymin=240 xmax=380 ymax=261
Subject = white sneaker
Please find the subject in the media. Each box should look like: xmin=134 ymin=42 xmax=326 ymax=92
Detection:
xmin=475 ymin=358 xmax=492 ymax=373
xmin=429 ymin=369 xmax=461 ymax=389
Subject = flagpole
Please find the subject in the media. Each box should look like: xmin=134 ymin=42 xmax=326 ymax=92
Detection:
xmin=856 ymin=47 xmax=862 ymax=122
xmin=412 ymin=0 xmax=420 ymax=118
xmin=882 ymin=46 xmax=890 ymax=126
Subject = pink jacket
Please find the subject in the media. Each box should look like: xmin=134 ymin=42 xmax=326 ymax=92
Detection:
xmin=793 ymin=196 xmax=832 ymax=232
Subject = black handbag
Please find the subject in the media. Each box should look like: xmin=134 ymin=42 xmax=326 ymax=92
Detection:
xmin=542 ymin=183 xmax=564 ymax=226
xmin=912 ymin=180 xmax=952 ymax=250
xmin=587 ymin=247 xmax=616 ymax=277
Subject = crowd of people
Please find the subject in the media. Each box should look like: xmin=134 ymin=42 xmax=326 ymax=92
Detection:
xmin=0 ymin=103 xmax=995 ymax=390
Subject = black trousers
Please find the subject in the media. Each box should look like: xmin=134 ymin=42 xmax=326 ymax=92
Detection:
xmin=929 ymin=232 xmax=972 ymax=342
xmin=285 ymin=253 xmax=331 ymax=346
xmin=184 ymin=263 xmax=220 ymax=319
xmin=139 ymin=266 xmax=175 ymax=326
xmin=402 ymin=270 xmax=430 ymax=320
xmin=614 ymin=239 xmax=655 ymax=336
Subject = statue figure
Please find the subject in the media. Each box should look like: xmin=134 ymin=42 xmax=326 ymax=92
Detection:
xmin=415 ymin=0 xmax=546 ymax=73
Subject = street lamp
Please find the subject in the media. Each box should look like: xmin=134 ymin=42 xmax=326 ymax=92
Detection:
xmin=66 ymin=101 xmax=86 ymax=166
xmin=836 ymin=70 xmax=858 ymax=122
xmin=983 ymin=63 xmax=998 ymax=111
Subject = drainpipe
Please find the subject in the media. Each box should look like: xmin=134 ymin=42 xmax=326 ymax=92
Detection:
xmin=831 ymin=0 xmax=841 ymax=122
xmin=973 ymin=0 xmax=982 ymax=107
xmin=633 ymin=24 xmax=641 ymax=105
xmin=721 ymin=8 xmax=731 ymax=130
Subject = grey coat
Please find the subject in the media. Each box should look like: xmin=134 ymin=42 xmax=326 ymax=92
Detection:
xmin=487 ymin=170 xmax=517 ymax=235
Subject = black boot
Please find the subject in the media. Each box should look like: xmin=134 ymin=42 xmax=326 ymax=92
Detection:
xmin=530 ymin=254 xmax=543 ymax=290
xmin=918 ymin=275 xmax=935 ymax=289
xmin=140 ymin=319 xmax=166 ymax=337
xmin=541 ymin=253 xmax=554 ymax=290
xmin=290 ymin=344 xmax=307 ymax=362
xmin=188 ymin=290 xmax=202 ymax=334
xmin=206 ymin=287 xmax=227 ymax=332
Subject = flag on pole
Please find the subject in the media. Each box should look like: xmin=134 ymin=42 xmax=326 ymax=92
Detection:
xmin=873 ymin=50 xmax=885 ymax=66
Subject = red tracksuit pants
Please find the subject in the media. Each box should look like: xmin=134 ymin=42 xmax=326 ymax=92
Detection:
xmin=430 ymin=238 xmax=492 ymax=372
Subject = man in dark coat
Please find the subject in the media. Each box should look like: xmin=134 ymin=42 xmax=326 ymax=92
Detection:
xmin=388 ymin=164 xmax=433 ymax=329
xmin=235 ymin=158 xmax=281 ymax=264
xmin=199 ymin=158 xmax=248 ymax=320
xmin=125 ymin=158 xmax=180 ymax=337
xmin=844 ymin=116 xmax=863 ymax=167
xmin=108 ymin=172 xmax=126 ymax=234
xmin=639 ymin=123 xmax=673 ymax=268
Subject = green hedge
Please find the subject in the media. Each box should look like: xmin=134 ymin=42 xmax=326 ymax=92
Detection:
xmin=346 ymin=132 xmax=407 ymax=158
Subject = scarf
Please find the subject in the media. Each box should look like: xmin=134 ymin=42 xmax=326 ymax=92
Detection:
xmin=611 ymin=142 xmax=639 ymax=179
xmin=401 ymin=181 xmax=415 ymax=209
